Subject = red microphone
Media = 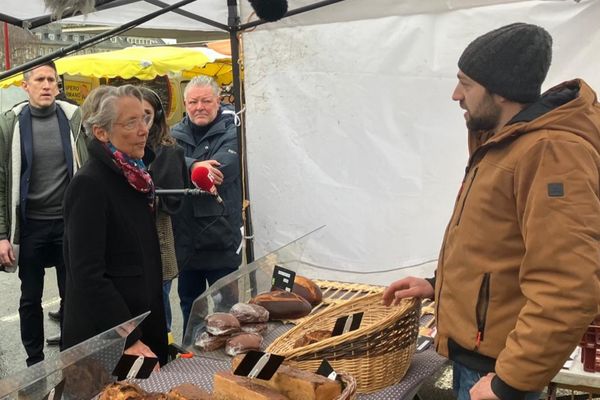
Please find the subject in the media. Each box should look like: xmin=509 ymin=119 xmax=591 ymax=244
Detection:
xmin=191 ymin=166 xmax=223 ymax=203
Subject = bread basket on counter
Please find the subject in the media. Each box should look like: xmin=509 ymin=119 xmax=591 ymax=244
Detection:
xmin=335 ymin=371 xmax=357 ymax=400
xmin=266 ymin=292 xmax=420 ymax=393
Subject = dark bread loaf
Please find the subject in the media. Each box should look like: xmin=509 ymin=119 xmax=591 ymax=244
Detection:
xmin=205 ymin=313 xmax=241 ymax=336
xmin=292 ymin=275 xmax=323 ymax=307
xmin=225 ymin=332 xmax=263 ymax=356
xmin=194 ymin=331 xmax=228 ymax=352
xmin=168 ymin=383 xmax=213 ymax=399
xmin=230 ymin=303 xmax=269 ymax=323
xmin=250 ymin=290 xmax=312 ymax=320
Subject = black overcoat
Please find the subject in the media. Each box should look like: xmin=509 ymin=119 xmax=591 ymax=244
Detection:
xmin=61 ymin=139 xmax=168 ymax=364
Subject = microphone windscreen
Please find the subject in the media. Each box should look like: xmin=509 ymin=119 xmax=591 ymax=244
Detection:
xmin=248 ymin=0 xmax=288 ymax=22
xmin=191 ymin=166 xmax=217 ymax=193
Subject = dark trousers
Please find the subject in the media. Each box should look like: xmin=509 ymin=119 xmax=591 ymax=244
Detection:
xmin=17 ymin=218 xmax=65 ymax=366
xmin=178 ymin=267 xmax=237 ymax=335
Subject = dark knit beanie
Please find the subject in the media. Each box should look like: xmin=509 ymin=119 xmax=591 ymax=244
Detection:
xmin=458 ymin=23 xmax=552 ymax=103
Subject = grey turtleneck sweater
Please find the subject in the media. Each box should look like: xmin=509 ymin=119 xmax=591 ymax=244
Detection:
xmin=27 ymin=103 xmax=69 ymax=220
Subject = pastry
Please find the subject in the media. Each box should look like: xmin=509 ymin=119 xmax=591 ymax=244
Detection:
xmin=205 ymin=313 xmax=241 ymax=336
xmin=225 ymin=332 xmax=263 ymax=356
xmin=240 ymin=323 xmax=268 ymax=335
xmin=195 ymin=331 xmax=228 ymax=352
xmin=230 ymin=303 xmax=269 ymax=323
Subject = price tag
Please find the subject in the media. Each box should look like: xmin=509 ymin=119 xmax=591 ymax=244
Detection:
xmin=233 ymin=351 xmax=285 ymax=380
xmin=271 ymin=265 xmax=296 ymax=292
xmin=332 ymin=312 xmax=363 ymax=336
xmin=316 ymin=359 xmax=340 ymax=381
xmin=112 ymin=354 xmax=158 ymax=380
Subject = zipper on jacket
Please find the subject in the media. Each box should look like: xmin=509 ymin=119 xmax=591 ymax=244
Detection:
xmin=475 ymin=272 xmax=491 ymax=349
xmin=455 ymin=167 xmax=478 ymax=226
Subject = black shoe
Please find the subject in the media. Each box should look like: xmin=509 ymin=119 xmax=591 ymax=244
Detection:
xmin=48 ymin=310 xmax=61 ymax=322
xmin=46 ymin=334 xmax=60 ymax=346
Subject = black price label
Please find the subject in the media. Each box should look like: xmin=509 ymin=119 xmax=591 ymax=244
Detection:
xmin=316 ymin=359 xmax=339 ymax=381
xmin=233 ymin=350 xmax=285 ymax=380
xmin=271 ymin=265 xmax=296 ymax=292
xmin=112 ymin=354 xmax=158 ymax=380
xmin=332 ymin=312 xmax=363 ymax=336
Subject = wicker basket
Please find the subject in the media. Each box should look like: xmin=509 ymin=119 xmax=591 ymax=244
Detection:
xmin=267 ymin=292 xmax=420 ymax=393
xmin=336 ymin=371 xmax=357 ymax=400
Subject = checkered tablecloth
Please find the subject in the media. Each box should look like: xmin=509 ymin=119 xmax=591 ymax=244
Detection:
xmin=137 ymin=323 xmax=447 ymax=399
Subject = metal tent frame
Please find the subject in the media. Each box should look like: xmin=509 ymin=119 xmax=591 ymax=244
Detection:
xmin=0 ymin=0 xmax=346 ymax=263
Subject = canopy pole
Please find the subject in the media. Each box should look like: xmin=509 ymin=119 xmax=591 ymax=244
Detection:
xmin=3 ymin=22 xmax=10 ymax=69
xmin=228 ymin=0 xmax=256 ymax=263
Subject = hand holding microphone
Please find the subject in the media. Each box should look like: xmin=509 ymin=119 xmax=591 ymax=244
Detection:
xmin=191 ymin=160 xmax=223 ymax=185
xmin=191 ymin=164 xmax=224 ymax=204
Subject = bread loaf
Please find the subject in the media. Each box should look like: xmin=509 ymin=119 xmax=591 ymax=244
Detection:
xmin=205 ymin=313 xmax=241 ymax=336
xmin=292 ymin=276 xmax=323 ymax=307
xmin=213 ymin=371 xmax=289 ymax=400
xmin=225 ymin=332 xmax=263 ymax=356
xmin=194 ymin=331 xmax=228 ymax=352
xmin=293 ymin=329 xmax=332 ymax=349
xmin=249 ymin=291 xmax=312 ymax=320
xmin=231 ymin=356 xmax=342 ymax=400
xmin=168 ymin=383 xmax=213 ymax=399
xmin=241 ymin=322 xmax=268 ymax=335
xmin=230 ymin=303 xmax=269 ymax=323
xmin=98 ymin=382 xmax=147 ymax=400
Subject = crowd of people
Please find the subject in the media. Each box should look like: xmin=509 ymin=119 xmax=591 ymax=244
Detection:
xmin=0 ymin=63 xmax=242 ymax=366
xmin=1 ymin=21 xmax=600 ymax=400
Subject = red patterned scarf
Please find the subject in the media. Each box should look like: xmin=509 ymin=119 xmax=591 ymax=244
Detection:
xmin=105 ymin=142 xmax=155 ymax=211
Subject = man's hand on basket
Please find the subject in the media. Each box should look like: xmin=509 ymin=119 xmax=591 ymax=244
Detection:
xmin=382 ymin=277 xmax=434 ymax=306
xmin=470 ymin=373 xmax=500 ymax=400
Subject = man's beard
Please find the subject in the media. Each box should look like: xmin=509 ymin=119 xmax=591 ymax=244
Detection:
xmin=466 ymin=95 xmax=501 ymax=133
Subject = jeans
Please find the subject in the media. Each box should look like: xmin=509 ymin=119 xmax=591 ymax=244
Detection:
xmin=18 ymin=218 xmax=66 ymax=366
xmin=162 ymin=280 xmax=173 ymax=332
xmin=453 ymin=361 xmax=542 ymax=400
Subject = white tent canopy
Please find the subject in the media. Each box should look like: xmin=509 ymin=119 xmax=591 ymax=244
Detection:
xmin=2 ymin=0 xmax=599 ymax=283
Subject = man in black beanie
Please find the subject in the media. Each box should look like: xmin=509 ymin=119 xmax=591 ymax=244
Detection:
xmin=384 ymin=23 xmax=600 ymax=400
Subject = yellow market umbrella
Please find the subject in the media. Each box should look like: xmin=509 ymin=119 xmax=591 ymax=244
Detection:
xmin=0 ymin=46 xmax=231 ymax=88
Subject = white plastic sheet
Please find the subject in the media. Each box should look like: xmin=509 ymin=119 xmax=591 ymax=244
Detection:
xmin=243 ymin=0 xmax=600 ymax=279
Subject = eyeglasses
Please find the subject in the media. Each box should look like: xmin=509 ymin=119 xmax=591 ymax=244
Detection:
xmin=114 ymin=114 xmax=153 ymax=131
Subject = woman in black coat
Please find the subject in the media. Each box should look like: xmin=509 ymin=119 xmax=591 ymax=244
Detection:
xmin=62 ymin=85 xmax=168 ymax=365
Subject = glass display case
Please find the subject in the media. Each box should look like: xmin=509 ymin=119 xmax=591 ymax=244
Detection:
xmin=182 ymin=226 xmax=429 ymax=357
xmin=0 ymin=312 xmax=148 ymax=400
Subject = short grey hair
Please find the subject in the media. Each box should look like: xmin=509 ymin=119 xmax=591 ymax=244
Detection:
xmin=83 ymin=85 xmax=143 ymax=138
xmin=184 ymin=75 xmax=220 ymax=100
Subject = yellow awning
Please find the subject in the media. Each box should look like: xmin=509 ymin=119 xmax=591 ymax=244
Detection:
xmin=0 ymin=46 xmax=233 ymax=88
